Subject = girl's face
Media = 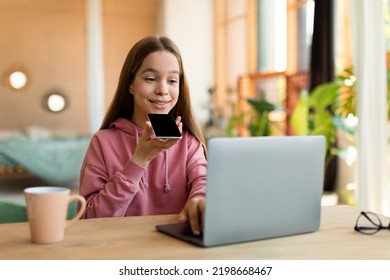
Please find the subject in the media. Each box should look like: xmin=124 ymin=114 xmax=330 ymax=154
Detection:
xmin=130 ymin=51 xmax=180 ymax=128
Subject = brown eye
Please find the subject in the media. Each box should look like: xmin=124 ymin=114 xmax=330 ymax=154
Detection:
xmin=145 ymin=77 xmax=156 ymax=82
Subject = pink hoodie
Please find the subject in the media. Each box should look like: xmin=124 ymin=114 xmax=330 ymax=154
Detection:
xmin=79 ymin=118 xmax=207 ymax=218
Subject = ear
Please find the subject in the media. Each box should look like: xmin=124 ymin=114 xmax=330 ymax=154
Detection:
xmin=129 ymin=86 xmax=133 ymax=94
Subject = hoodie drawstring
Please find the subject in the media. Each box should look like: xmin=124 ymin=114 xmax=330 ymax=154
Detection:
xmin=164 ymin=150 xmax=171 ymax=192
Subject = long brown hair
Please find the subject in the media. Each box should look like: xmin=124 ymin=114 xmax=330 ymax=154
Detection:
xmin=100 ymin=35 xmax=207 ymax=156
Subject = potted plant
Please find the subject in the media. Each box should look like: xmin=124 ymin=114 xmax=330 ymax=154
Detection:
xmin=290 ymin=68 xmax=362 ymax=162
xmin=226 ymin=94 xmax=284 ymax=137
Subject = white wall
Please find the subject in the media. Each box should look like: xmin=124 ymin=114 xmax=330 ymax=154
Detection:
xmin=158 ymin=0 xmax=214 ymax=124
xmin=86 ymin=0 xmax=105 ymax=134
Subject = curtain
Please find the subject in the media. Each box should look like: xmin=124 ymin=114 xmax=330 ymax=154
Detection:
xmin=309 ymin=0 xmax=334 ymax=90
xmin=349 ymin=0 xmax=390 ymax=214
xmin=309 ymin=0 xmax=336 ymax=192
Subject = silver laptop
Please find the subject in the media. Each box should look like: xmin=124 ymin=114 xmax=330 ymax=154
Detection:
xmin=156 ymin=136 xmax=326 ymax=247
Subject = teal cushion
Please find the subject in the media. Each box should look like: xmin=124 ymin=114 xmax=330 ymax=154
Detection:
xmin=0 ymin=200 xmax=79 ymax=224
xmin=0 ymin=201 xmax=28 ymax=223
xmin=67 ymin=200 xmax=78 ymax=220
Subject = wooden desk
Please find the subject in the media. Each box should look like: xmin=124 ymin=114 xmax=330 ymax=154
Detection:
xmin=1 ymin=205 xmax=390 ymax=260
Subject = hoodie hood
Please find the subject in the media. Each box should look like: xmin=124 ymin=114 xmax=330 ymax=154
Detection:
xmin=109 ymin=117 xmax=143 ymax=137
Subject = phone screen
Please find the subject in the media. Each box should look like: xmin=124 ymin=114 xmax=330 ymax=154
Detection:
xmin=148 ymin=114 xmax=182 ymax=139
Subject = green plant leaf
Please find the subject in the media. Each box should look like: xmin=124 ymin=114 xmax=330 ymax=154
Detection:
xmin=309 ymin=83 xmax=340 ymax=110
xmin=290 ymin=91 xmax=309 ymax=135
xmin=247 ymin=98 xmax=283 ymax=114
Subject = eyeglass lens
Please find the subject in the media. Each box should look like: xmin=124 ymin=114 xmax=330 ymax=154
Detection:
xmin=355 ymin=212 xmax=382 ymax=234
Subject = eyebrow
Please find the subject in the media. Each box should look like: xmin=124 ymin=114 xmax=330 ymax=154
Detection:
xmin=141 ymin=67 xmax=180 ymax=75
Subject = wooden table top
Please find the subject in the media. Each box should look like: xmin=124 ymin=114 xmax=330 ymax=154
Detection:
xmin=0 ymin=205 xmax=389 ymax=260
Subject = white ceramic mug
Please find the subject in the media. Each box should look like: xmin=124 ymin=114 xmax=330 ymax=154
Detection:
xmin=24 ymin=186 xmax=86 ymax=244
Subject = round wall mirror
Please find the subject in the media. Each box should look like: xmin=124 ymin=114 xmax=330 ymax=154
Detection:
xmin=43 ymin=92 xmax=68 ymax=113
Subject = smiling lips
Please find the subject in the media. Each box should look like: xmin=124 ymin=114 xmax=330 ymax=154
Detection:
xmin=149 ymin=99 xmax=172 ymax=109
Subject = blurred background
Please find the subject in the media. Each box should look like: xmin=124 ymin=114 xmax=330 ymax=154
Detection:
xmin=1 ymin=0 xmax=390 ymax=214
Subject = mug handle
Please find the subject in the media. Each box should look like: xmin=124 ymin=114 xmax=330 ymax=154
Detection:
xmin=65 ymin=195 xmax=86 ymax=229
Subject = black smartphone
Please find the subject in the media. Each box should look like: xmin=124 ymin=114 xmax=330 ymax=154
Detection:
xmin=148 ymin=114 xmax=182 ymax=139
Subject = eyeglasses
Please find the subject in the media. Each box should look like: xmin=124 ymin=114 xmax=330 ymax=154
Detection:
xmin=354 ymin=211 xmax=390 ymax=235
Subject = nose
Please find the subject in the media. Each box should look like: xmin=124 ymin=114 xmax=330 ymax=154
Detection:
xmin=155 ymin=81 xmax=168 ymax=95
